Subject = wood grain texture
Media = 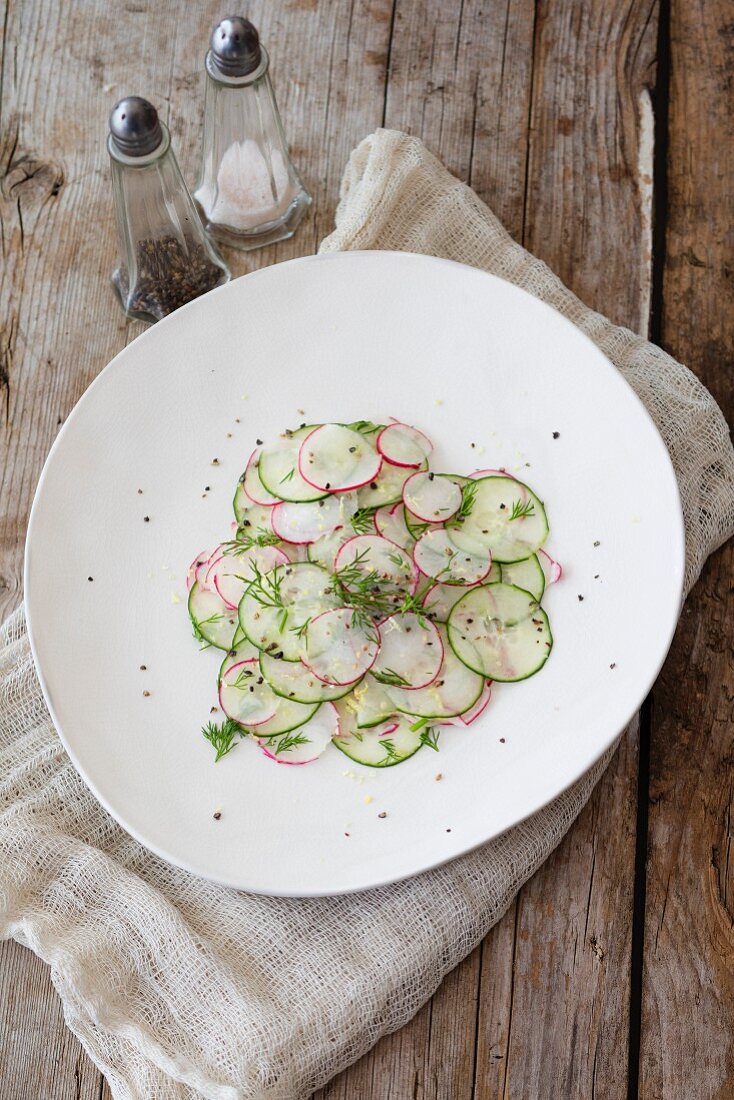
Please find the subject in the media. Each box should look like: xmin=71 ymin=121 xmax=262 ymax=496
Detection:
xmin=639 ymin=1 xmax=734 ymax=1096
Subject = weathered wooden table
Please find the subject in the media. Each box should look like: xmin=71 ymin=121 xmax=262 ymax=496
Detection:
xmin=1 ymin=1 xmax=732 ymax=1096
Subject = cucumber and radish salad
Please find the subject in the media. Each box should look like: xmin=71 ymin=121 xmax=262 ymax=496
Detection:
xmin=188 ymin=420 xmax=562 ymax=768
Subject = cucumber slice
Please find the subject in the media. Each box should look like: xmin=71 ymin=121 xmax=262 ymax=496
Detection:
xmin=238 ymin=561 xmax=339 ymax=661
xmin=403 ymin=471 xmax=463 ymax=522
xmin=247 ymin=696 xmax=319 ymax=738
xmin=371 ymin=612 xmax=443 ymax=690
xmin=258 ymin=702 xmax=338 ymax=764
xmin=333 ymin=708 xmax=425 ymax=767
xmin=500 ymin=554 xmax=545 ymax=602
xmin=386 ymin=626 xmax=485 ymax=717
xmin=259 ymin=426 xmax=329 ymax=504
xmin=233 ymin=480 xmax=250 ymax=523
xmin=218 ymin=658 xmax=279 ymax=727
xmin=259 ymin=651 xmax=355 ymax=703
xmin=414 ymin=528 xmax=492 ymax=585
xmin=357 ymin=457 xmax=425 ymax=509
xmin=449 ymin=476 xmax=549 ymax=563
xmin=343 ymin=675 xmax=397 ymax=728
xmin=307 ymin=526 xmax=350 ymax=570
xmin=208 ymin=544 xmax=289 ymax=609
xmin=420 ymin=575 xmax=497 ymax=623
xmin=188 ymin=582 xmax=239 ymax=650
xmin=335 ymin=534 xmax=417 ymax=595
xmin=298 ymin=423 xmax=382 ymax=492
xmin=447 ymin=582 xmax=553 ymax=682
xmin=235 ymin=502 xmax=277 ymax=540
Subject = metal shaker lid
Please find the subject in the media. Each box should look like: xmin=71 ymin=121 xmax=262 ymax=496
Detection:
xmin=209 ymin=15 xmax=262 ymax=78
xmin=108 ymin=97 xmax=163 ymax=157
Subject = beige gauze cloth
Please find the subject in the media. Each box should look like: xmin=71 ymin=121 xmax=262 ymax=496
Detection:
xmin=2 ymin=130 xmax=733 ymax=1100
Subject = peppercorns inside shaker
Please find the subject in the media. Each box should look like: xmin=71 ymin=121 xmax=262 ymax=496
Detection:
xmin=193 ymin=16 xmax=311 ymax=251
xmin=108 ymin=96 xmax=230 ymax=323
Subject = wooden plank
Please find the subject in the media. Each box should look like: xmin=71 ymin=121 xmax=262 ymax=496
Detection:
xmin=0 ymin=939 xmax=102 ymax=1100
xmin=639 ymin=1 xmax=734 ymax=1095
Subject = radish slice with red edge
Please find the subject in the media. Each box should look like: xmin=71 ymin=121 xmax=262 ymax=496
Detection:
xmin=374 ymin=502 xmax=414 ymax=550
xmin=438 ymin=682 xmax=492 ymax=726
xmin=301 ymin=607 xmax=380 ymax=686
xmin=242 ymin=449 xmax=279 ymax=507
xmin=538 ymin=548 xmax=563 ymax=584
xmin=211 ymin=544 xmax=289 ymax=609
xmin=298 ymin=424 xmax=382 ymax=492
xmin=271 ymin=492 xmax=358 ymax=545
xmin=403 ymin=471 xmax=462 ymax=522
xmin=421 ymin=575 xmax=498 ymax=622
xmin=377 ymin=422 xmax=433 ymax=468
xmin=470 ymin=467 xmax=517 ymax=480
xmin=257 ymin=702 xmax=339 ymax=765
xmin=218 ymin=658 xmax=279 ymax=727
xmin=414 ymin=528 xmax=492 ymax=585
xmin=371 ymin=612 xmax=443 ymax=690
xmin=335 ymin=534 xmax=418 ymax=596
xmin=188 ymin=550 xmax=209 ymax=592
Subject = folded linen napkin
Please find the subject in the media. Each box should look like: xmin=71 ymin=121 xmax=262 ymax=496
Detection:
xmin=1 ymin=129 xmax=732 ymax=1100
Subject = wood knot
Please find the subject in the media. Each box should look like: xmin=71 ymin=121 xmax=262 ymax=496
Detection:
xmin=2 ymin=153 xmax=65 ymax=203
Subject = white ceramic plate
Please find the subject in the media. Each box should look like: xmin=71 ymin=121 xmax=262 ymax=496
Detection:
xmin=25 ymin=251 xmax=684 ymax=896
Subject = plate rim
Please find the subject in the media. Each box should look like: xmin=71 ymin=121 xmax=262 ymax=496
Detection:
xmin=24 ymin=249 xmax=686 ymax=896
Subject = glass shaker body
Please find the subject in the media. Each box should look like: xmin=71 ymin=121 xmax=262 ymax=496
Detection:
xmin=109 ymin=125 xmax=229 ymax=324
xmin=194 ymin=49 xmax=311 ymax=251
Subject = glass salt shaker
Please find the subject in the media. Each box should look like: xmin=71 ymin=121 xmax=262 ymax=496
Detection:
xmin=108 ymin=96 xmax=230 ymax=324
xmin=194 ymin=16 xmax=311 ymax=250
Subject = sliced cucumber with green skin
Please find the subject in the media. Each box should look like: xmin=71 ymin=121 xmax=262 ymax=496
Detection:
xmin=247 ymin=696 xmax=319 ymax=738
xmin=233 ymin=480 xmax=250 ymax=523
xmin=343 ymin=675 xmax=396 ymax=728
xmin=404 ymin=507 xmax=432 ymax=541
xmin=447 ymin=582 xmax=552 ymax=682
xmin=385 ymin=626 xmax=485 ymax=718
xmin=333 ymin=707 xmax=425 ymax=768
xmin=500 ymin=554 xmax=545 ymax=602
xmin=259 ymin=426 xmax=329 ymax=504
xmin=449 ymin=476 xmax=549 ymax=563
xmin=238 ymin=561 xmax=339 ymax=661
xmin=420 ymin=567 xmax=500 ymax=622
xmin=218 ymin=658 xmax=279 ymax=727
xmin=259 ymin=651 xmax=355 ymax=703
xmin=188 ymin=582 xmax=239 ymax=650
xmin=357 ymin=457 xmax=426 ymax=509
xmin=234 ymin=501 xmax=277 ymax=540
xmin=307 ymin=526 xmax=350 ymax=570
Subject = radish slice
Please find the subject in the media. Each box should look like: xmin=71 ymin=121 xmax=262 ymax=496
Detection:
xmin=374 ymin=502 xmax=414 ymax=550
xmin=470 ymin=467 xmax=517 ymax=480
xmin=298 ymin=424 xmax=382 ymax=492
xmin=335 ymin=534 xmax=418 ymax=594
xmin=211 ymin=544 xmax=289 ymax=609
xmin=219 ymin=658 xmax=279 ymax=727
xmin=377 ymin=422 xmax=433 ymax=468
xmin=248 ymin=696 xmax=318 ymax=738
xmin=242 ymin=449 xmax=279 ymax=507
xmin=372 ymin=612 xmax=443 ymax=690
xmin=385 ymin=627 xmax=485 ymax=718
xmin=260 ymin=651 xmax=355 ymax=703
xmin=403 ymin=471 xmax=462 ymax=522
xmin=271 ymin=492 xmax=358 ymax=545
xmin=187 ymin=550 xmax=209 ymax=592
xmin=307 ymin=526 xmax=351 ymax=570
xmin=257 ymin=702 xmax=339 ymax=765
xmin=539 ymin=548 xmax=563 ymax=584
xmin=301 ymin=607 xmax=380 ymax=686
xmin=239 ymin=562 xmax=340 ymax=661
xmin=356 ymin=458 xmax=419 ymax=509
xmin=259 ymin=427 xmax=328 ymax=504
xmin=414 ymin=528 xmax=492 ymax=585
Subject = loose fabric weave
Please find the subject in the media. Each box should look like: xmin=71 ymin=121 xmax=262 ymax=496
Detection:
xmin=1 ymin=130 xmax=732 ymax=1100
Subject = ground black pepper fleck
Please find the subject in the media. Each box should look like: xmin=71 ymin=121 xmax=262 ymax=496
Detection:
xmin=610 ymin=662 xmax=616 ymax=669
xmin=378 ymin=811 xmax=387 ymax=819
xmin=500 ymin=737 xmax=506 ymax=743
xmin=88 ymin=576 xmax=93 ymax=582
xmin=578 ymin=594 xmax=584 ymax=601
xmin=142 ymin=690 xmax=150 ymax=697
xmin=213 ymin=811 xmax=221 ymax=821
xmin=256 ymin=438 xmax=263 ymax=445
xmin=113 ymin=235 xmax=223 ymax=321
xmin=137 ymin=488 xmax=143 ymax=494
xmin=143 ymin=516 xmax=150 ymax=522
xmin=553 ymin=431 xmax=560 ymax=439
xmin=593 ymin=540 xmax=601 ymax=547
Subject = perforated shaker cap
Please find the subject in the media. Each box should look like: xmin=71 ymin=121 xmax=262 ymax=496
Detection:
xmin=209 ymin=15 xmax=262 ymax=77
xmin=108 ymin=97 xmax=163 ymax=157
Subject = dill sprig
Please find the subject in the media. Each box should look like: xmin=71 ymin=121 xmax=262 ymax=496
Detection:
xmin=509 ymin=498 xmax=535 ymax=521
xmin=224 ymin=528 xmax=281 ymax=553
xmin=273 ymin=731 xmax=311 ymax=755
xmin=192 ymin=612 xmax=224 ymax=644
xmin=419 ymin=727 xmax=441 ymax=751
xmin=372 ymin=667 xmax=411 ymax=687
xmin=449 ymin=480 xmax=479 ymax=527
xmin=245 ymin=562 xmax=287 ymax=610
xmin=381 ymin=738 xmax=401 ymax=763
xmin=202 ymin=718 xmax=244 ymax=762
xmin=350 ymin=507 xmax=378 ymax=535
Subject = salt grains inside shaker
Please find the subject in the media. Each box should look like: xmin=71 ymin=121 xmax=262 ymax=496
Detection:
xmin=194 ymin=16 xmax=311 ymax=250
xmin=107 ymin=96 xmax=229 ymax=324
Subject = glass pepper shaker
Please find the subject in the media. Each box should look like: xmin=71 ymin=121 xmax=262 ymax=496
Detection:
xmin=108 ymin=96 xmax=230 ymax=324
xmin=194 ymin=16 xmax=311 ymax=250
